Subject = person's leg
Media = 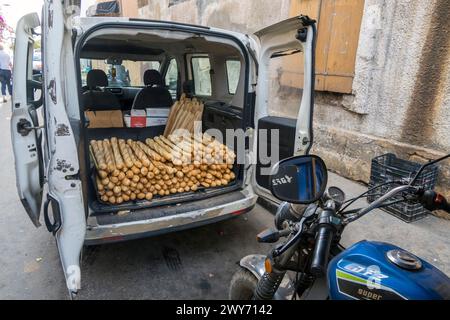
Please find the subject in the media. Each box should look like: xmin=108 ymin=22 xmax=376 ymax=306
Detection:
xmin=0 ymin=70 xmax=7 ymax=101
xmin=0 ymin=81 xmax=5 ymax=96
xmin=5 ymin=70 xmax=12 ymax=96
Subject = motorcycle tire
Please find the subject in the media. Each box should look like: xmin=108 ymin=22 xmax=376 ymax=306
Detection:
xmin=229 ymin=267 xmax=258 ymax=300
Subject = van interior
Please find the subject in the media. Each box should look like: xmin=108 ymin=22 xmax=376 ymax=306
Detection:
xmin=77 ymin=28 xmax=249 ymax=217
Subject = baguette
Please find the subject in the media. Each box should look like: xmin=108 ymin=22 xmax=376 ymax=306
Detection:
xmin=110 ymin=137 xmax=124 ymax=170
xmin=90 ymin=140 xmax=107 ymax=171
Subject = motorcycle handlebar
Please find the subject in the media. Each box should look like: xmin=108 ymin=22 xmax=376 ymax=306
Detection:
xmin=310 ymin=222 xmax=335 ymax=277
xmin=343 ymin=183 xmax=449 ymax=224
xmin=439 ymin=197 xmax=450 ymax=213
xmin=421 ymin=190 xmax=450 ymax=213
xmin=345 ymin=185 xmax=413 ymax=224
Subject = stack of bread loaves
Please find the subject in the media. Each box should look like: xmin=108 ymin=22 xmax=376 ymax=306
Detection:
xmin=163 ymin=94 xmax=204 ymax=136
xmin=90 ymin=133 xmax=236 ymax=205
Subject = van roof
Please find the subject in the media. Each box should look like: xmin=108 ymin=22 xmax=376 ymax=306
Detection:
xmin=77 ymin=17 xmax=250 ymax=42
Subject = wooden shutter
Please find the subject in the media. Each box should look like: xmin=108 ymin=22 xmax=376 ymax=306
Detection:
xmin=280 ymin=0 xmax=365 ymax=94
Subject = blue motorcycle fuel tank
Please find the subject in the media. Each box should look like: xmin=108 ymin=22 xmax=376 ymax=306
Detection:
xmin=327 ymin=240 xmax=450 ymax=300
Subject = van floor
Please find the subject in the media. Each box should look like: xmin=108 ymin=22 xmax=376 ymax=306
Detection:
xmin=94 ymin=189 xmax=245 ymax=225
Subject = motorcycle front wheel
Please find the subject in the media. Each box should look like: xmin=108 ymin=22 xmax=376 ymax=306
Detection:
xmin=229 ymin=267 xmax=259 ymax=300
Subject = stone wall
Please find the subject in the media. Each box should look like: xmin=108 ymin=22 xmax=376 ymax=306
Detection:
xmin=138 ymin=0 xmax=291 ymax=33
xmin=312 ymin=0 xmax=450 ymax=204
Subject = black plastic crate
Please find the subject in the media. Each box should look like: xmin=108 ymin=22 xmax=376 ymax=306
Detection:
xmin=367 ymin=153 xmax=438 ymax=222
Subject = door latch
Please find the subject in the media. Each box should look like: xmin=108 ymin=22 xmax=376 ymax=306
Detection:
xmin=302 ymin=137 xmax=310 ymax=145
xmin=17 ymin=118 xmax=43 ymax=136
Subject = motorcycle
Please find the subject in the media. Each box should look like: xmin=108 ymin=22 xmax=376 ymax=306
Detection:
xmin=229 ymin=154 xmax=450 ymax=300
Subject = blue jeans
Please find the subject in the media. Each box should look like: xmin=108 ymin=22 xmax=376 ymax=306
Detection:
xmin=0 ymin=69 xmax=12 ymax=96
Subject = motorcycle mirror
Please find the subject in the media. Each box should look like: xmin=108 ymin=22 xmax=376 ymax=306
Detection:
xmin=270 ymin=155 xmax=328 ymax=204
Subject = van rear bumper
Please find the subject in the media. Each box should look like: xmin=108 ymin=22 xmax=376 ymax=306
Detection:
xmin=84 ymin=191 xmax=257 ymax=245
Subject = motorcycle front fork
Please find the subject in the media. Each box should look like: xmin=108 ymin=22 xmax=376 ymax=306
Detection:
xmin=251 ymin=242 xmax=345 ymax=300
xmin=253 ymin=270 xmax=286 ymax=300
xmin=253 ymin=270 xmax=315 ymax=300
xmin=252 ymin=245 xmax=301 ymax=300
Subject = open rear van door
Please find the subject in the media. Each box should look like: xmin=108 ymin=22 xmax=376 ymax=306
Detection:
xmin=40 ymin=0 xmax=86 ymax=297
xmin=251 ymin=16 xmax=317 ymax=202
xmin=11 ymin=13 xmax=43 ymax=226
xmin=13 ymin=1 xmax=86 ymax=297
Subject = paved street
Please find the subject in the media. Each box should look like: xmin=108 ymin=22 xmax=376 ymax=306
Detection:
xmin=0 ymin=99 xmax=449 ymax=299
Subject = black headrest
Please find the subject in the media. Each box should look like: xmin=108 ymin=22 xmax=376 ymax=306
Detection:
xmin=183 ymin=80 xmax=194 ymax=98
xmin=87 ymin=69 xmax=108 ymax=88
xmin=144 ymin=69 xmax=163 ymax=86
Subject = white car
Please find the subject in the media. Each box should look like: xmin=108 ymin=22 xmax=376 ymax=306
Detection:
xmin=11 ymin=0 xmax=316 ymax=297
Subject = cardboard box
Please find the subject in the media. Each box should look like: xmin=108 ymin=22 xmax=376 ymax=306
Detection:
xmin=131 ymin=110 xmax=147 ymax=128
xmin=145 ymin=108 xmax=170 ymax=118
xmin=85 ymin=110 xmax=124 ymax=128
xmin=124 ymin=115 xmax=168 ymax=127
xmin=124 ymin=109 xmax=169 ymax=128
xmin=146 ymin=117 xmax=168 ymax=127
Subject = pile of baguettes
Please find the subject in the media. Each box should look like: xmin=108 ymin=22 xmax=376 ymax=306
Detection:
xmin=89 ymin=133 xmax=236 ymax=205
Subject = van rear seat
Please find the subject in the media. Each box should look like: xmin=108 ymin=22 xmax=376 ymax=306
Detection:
xmin=132 ymin=69 xmax=173 ymax=110
xmin=83 ymin=69 xmax=122 ymax=111
xmin=83 ymin=70 xmax=166 ymax=145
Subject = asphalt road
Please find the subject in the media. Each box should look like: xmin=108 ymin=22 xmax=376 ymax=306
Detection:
xmin=1 ymin=98 xmax=449 ymax=300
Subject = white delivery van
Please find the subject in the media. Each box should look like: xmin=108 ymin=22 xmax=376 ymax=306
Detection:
xmin=11 ymin=0 xmax=316 ymax=296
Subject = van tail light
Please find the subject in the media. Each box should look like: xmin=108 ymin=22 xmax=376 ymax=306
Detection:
xmin=231 ymin=208 xmax=249 ymax=216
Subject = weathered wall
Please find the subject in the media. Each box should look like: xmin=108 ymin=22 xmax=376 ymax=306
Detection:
xmin=133 ymin=0 xmax=450 ymax=208
xmin=311 ymin=0 xmax=450 ymax=205
xmin=314 ymin=0 xmax=449 ymax=148
xmin=138 ymin=0 xmax=291 ymax=33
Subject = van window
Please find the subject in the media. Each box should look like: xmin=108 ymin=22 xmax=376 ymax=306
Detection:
xmin=80 ymin=59 xmax=160 ymax=87
xmin=226 ymin=60 xmax=241 ymax=94
xmin=26 ymin=43 xmax=34 ymax=102
xmin=27 ymin=43 xmax=42 ymax=105
xmin=141 ymin=61 xmax=161 ymax=76
xmin=267 ymin=51 xmax=302 ymax=119
xmin=165 ymin=58 xmax=178 ymax=98
xmin=191 ymin=56 xmax=212 ymax=96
